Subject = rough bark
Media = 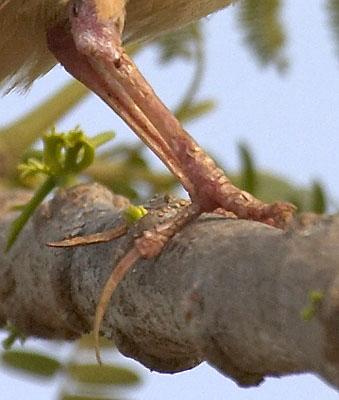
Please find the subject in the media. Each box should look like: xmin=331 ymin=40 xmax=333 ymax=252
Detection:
xmin=0 ymin=183 xmax=338 ymax=390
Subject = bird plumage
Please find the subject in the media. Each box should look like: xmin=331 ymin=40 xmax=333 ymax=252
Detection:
xmin=0 ymin=0 xmax=235 ymax=90
xmin=0 ymin=0 xmax=66 ymax=89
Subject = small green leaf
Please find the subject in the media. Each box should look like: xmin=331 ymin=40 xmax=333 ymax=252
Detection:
xmin=18 ymin=158 xmax=49 ymax=180
xmin=60 ymin=394 xmax=122 ymax=400
xmin=88 ymin=132 xmax=115 ymax=149
xmin=0 ymin=81 xmax=89 ymax=177
xmin=68 ymin=363 xmax=140 ymax=385
xmin=124 ymin=205 xmax=148 ymax=225
xmin=2 ymin=323 xmax=26 ymax=350
xmin=310 ymin=290 xmax=324 ymax=303
xmin=238 ymin=0 xmax=287 ymax=70
xmin=20 ymin=149 xmax=44 ymax=164
xmin=2 ymin=350 xmax=61 ymax=378
xmin=302 ymin=290 xmax=324 ymax=322
xmin=109 ymin=181 xmax=139 ymax=201
xmin=311 ymin=181 xmax=326 ymax=214
xmin=78 ymin=334 xmax=116 ymax=350
xmin=153 ymin=22 xmax=201 ymax=63
xmin=302 ymin=305 xmax=315 ymax=322
xmin=126 ymin=149 xmax=148 ymax=168
xmin=175 ymin=99 xmax=215 ymax=123
xmin=327 ymin=0 xmax=339 ymax=60
xmin=239 ymin=143 xmax=257 ymax=194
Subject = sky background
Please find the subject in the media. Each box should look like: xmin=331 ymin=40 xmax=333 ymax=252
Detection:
xmin=1 ymin=0 xmax=339 ymax=399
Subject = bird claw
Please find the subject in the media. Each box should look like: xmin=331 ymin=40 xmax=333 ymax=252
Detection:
xmin=47 ymin=223 xmax=129 ymax=247
xmin=46 ymin=0 xmax=297 ymax=364
xmin=47 ymin=191 xmax=295 ymax=364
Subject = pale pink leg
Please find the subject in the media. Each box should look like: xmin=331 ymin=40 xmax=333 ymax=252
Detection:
xmin=46 ymin=0 xmax=296 ymax=363
xmin=47 ymin=0 xmax=295 ymax=230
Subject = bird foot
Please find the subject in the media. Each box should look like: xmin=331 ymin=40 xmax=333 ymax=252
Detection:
xmin=48 ymin=190 xmax=294 ymax=364
xmin=46 ymin=0 xmax=296 ymax=363
xmin=48 ymin=195 xmax=200 ymax=364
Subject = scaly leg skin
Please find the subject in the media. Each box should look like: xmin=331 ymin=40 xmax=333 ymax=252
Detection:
xmin=47 ymin=0 xmax=296 ymax=228
xmin=46 ymin=0 xmax=296 ymax=362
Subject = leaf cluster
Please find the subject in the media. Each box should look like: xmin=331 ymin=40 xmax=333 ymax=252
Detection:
xmin=1 ymin=334 xmax=140 ymax=400
xmin=6 ymin=127 xmax=113 ymax=250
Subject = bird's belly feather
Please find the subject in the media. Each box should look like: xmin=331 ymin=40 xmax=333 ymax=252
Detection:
xmin=0 ymin=0 xmax=235 ymax=91
xmin=124 ymin=0 xmax=235 ymax=43
xmin=0 ymin=0 xmax=69 ymax=90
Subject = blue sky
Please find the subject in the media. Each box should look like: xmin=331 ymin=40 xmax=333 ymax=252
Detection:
xmin=1 ymin=0 xmax=339 ymax=398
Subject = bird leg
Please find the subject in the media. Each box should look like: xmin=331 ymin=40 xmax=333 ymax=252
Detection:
xmin=48 ymin=195 xmax=199 ymax=364
xmin=47 ymin=0 xmax=296 ymax=229
xmin=46 ymin=0 xmax=296 ymax=363
xmin=91 ymin=198 xmax=200 ymax=364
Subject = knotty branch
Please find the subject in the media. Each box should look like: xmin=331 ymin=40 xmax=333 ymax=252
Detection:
xmin=0 ymin=183 xmax=338 ymax=389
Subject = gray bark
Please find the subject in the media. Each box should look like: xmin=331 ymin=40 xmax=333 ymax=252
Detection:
xmin=0 ymin=183 xmax=338 ymax=390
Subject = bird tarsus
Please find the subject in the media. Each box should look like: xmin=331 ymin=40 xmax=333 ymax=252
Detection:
xmin=47 ymin=0 xmax=296 ymax=231
xmin=45 ymin=0 xmax=296 ymax=363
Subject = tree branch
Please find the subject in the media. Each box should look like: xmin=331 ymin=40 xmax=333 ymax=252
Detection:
xmin=0 ymin=183 xmax=338 ymax=390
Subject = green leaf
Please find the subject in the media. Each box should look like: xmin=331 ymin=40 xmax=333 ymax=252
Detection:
xmin=153 ymin=22 xmax=202 ymax=63
xmin=88 ymin=132 xmax=115 ymax=149
xmin=238 ymin=143 xmax=257 ymax=194
xmin=311 ymin=181 xmax=326 ymax=214
xmin=18 ymin=158 xmax=49 ymax=180
xmin=6 ymin=128 xmax=114 ymax=249
xmin=302 ymin=290 xmax=324 ymax=322
xmin=109 ymin=181 xmax=139 ymax=201
xmin=126 ymin=148 xmax=148 ymax=168
xmin=327 ymin=0 xmax=339 ymax=60
xmin=124 ymin=205 xmax=147 ymax=225
xmin=20 ymin=149 xmax=44 ymax=164
xmin=0 ymin=81 xmax=89 ymax=176
xmin=2 ymin=323 xmax=26 ymax=350
xmin=175 ymin=99 xmax=215 ymax=123
xmin=2 ymin=350 xmax=61 ymax=378
xmin=77 ymin=334 xmax=116 ymax=350
xmin=230 ymin=171 xmax=320 ymax=213
xmin=60 ymin=393 xmax=124 ymax=400
xmin=68 ymin=363 xmax=140 ymax=385
xmin=238 ymin=0 xmax=287 ymax=71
